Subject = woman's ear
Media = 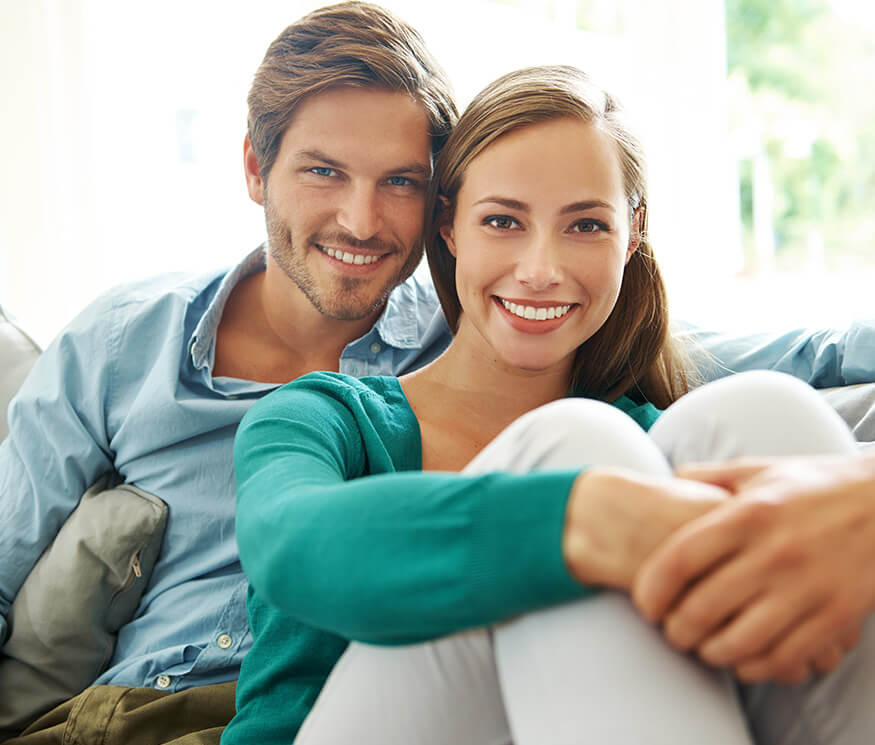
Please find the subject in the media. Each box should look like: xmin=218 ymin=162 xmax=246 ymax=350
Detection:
xmin=438 ymin=196 xmax=457 ymax=257
xmin=625 ymin=205 xmax=644 ymax=264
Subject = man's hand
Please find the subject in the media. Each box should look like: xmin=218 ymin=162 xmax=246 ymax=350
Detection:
xmin=563 ymin=468 xmax=729 ymax=592
xmin=632 ymin=454 xmax=875 ymax=683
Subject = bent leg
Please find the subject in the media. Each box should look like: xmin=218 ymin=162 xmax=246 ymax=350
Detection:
xmin=485 ymin=400 xmax=752 ymax=744
xmin=298 ymin=399 xmax=752 ymax=744
xmin=648 ymin=371 xmax=867 ymax=745
xmin=649 ymin=371 xmax=858 ymax=466
xmin=295 ymin=629 xmax=512 ymax=745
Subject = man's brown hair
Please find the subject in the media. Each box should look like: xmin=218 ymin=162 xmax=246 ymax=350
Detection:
xmin=247 ymin=1 xmax=458 ymax=180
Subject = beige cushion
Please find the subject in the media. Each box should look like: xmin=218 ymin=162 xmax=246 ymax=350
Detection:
xmin=0 ymin=305 xmax=40 ymax=441
xmin=0 ymin=473 xmax=168 ymax=739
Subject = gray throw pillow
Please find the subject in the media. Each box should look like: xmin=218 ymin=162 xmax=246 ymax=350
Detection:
xmin=0 ymin=473 xmax=168 ymax=740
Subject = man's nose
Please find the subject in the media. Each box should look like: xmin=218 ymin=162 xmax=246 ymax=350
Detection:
xmin=336 ymin=184 xmax=383 ymax=240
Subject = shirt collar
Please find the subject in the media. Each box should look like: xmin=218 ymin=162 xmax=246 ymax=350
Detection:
xmin=371 ymin=276 xmax=424 ymax=350
xmin=189 ymin=245 xmax=266 ymax=370
xmin=189 ymin=249 xmax=431 ymax=371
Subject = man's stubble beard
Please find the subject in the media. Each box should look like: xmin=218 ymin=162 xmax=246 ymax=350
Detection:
xmin=263 ymin=196 xmax=423 ymax=322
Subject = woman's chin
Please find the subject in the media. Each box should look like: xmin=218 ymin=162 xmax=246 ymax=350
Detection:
xmin=496 ymin=350 xmax=573 ymax=376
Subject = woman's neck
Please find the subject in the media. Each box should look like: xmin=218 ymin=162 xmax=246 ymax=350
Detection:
xmin=404 ymin=325 xmax=573 ymax=431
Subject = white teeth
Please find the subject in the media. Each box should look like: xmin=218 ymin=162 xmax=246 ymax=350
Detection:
xmin=500 ymin=298 xmax=572 ymax=321
xmin=319 ymin=246 xmax=379 ymax=265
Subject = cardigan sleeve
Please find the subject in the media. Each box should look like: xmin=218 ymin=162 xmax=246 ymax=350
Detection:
xmin=234 ymin=375 xmax=587 ymax=645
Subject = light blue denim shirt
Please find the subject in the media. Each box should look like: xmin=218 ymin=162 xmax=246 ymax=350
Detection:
xmin=0 ymin=245 xmax=451 ymax=691
xmin=682 ymin=324 xmax=875 ymax=387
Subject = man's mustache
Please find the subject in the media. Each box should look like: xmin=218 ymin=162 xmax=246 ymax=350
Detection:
xmin=311 ymin=232 xmax=399 ymax=254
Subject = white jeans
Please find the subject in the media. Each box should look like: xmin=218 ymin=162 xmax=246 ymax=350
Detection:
xmin=296 ymin=372 xmax=867 ymax=745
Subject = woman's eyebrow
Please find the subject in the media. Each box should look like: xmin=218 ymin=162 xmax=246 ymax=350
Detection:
xmin=473 ymin=196 xmax=529 ymax=211
xmin=559 ymin=200 xmax=616 ymax=215
xmin=472 ymin=197 xmax=617 ymax=214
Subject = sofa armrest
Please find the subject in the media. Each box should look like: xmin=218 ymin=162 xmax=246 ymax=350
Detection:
xmin=0 ymin=305 xmax=41 ymax=441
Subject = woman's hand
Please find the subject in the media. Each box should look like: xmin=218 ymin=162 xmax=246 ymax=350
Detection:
xmin=562 ymin=467 xmax=729 ymax=592
xmin=633 ymin=454 xmax=875 ymax=683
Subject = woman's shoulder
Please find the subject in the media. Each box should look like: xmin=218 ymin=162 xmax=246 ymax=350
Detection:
xmin=279 ymin=371 xmax=401 ymax=402
xmin=242 ymin=372 xmax=408 ymax=429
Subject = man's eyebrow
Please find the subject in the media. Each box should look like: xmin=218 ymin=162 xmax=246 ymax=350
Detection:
xmin=389 ymin=162 xmax=431 ymax=178
xmin=295 ymin=150 xmax=346 ymax=168
xmin=294 ymin=150 xmax=430 ymax=178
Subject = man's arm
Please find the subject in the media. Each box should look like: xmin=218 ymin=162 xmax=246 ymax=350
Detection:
xmin=680 ymin=321 xmax=875 ymax=387
xmin=633 ymin=453 xmax=875 ymax=683
xmin=0 ymin=296 xmax=117 ymax=643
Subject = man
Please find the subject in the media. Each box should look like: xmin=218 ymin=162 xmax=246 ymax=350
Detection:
xmin=0 ymin=3 xmax=456 ymax=743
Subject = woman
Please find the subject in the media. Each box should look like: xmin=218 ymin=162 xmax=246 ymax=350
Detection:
xmin=222 ymin=67 xmax=859 ymax=744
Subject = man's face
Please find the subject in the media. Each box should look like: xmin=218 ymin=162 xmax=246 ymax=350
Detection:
xmin=252 ymin=86 xmax=432 ymax=321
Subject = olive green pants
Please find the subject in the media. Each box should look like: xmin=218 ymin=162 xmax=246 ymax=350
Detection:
xmin=3 ymin=682 xmax=235 ymax=745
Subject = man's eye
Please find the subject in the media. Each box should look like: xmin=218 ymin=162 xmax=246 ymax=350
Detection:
xmin=309 ymin=167 xmax=337 ymax=177
xmin=484 ymin=216 xmax=519 ymax=230
xmin=387 ymin=175 xmax=413 ymax=187
xmin=570 ymin=219 xmax=608 ymax=233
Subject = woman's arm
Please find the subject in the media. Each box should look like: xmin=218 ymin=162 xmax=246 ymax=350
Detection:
xmin=234 ymin=377 xmax=585 ymax=645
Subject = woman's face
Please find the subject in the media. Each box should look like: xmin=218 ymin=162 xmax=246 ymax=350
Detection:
xmin=443 ymin=116 xmax=638 ymax=376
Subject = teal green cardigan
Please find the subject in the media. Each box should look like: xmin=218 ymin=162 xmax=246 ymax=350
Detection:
xmin=222 ymin=372 xmax=660 ymax=744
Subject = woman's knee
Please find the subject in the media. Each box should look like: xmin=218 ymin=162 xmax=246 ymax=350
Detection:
xmin=651 ymin=371 xmax=857 ymax=464
xmin=464 ymin=398 xmax=670 ymax=476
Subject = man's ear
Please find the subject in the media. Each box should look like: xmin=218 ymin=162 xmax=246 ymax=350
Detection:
xmin=437 ymin=196 xmax=457 ymax=257
xmin=625 ymin=205 xmax=644 ymax=264
xmin=243 ymin=135 xmax=265 ymax=206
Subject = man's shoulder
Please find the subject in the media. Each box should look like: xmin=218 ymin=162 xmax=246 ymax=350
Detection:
xmin=92 ymin=267 xmax=229 ymax=318
xmin=61 ymin=267 xmax=228 ymax=343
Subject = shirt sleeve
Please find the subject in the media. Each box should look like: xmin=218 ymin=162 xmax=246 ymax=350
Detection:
xmin=680 ymin=321 xmax=875 ymax=388
xmin=234 ymin=383 xmax=587 ymax=646
xmin=0 ymin=295 xmax=117 ymax=644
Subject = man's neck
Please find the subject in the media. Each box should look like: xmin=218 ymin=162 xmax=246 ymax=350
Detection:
xmin=214 ymin=266 xmax=383 ymax=384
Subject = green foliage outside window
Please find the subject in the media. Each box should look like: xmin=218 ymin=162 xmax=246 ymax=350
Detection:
xmin=727 ymin=0 xmax=875 ymax=272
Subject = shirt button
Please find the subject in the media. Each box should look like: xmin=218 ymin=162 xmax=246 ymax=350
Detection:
xmin=369 ymin=342 xmax=382 ymax=355
xmin=156 ymin=675 xmax=172 ymax=689
xmin=217 ymin=633 xmax=233 ymax=649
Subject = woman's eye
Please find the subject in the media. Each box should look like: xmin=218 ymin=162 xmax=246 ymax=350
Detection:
xmin=570 ymin=219 xmax=608 ymax=233
xmin=387 ymin=175 xmax=412 ymax=187
xmin=309 ymin=167 xmax=337 ymax=177
xmin=484 ymin=215 xmax=519 ymax=230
